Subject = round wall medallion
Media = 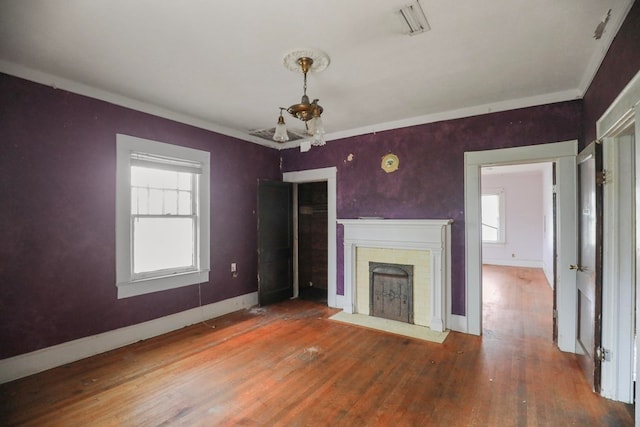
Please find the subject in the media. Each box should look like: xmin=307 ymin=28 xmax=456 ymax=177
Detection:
xmin=381 ymin=154 xmax=399 ymax=173
xmin=283 ymin=49 xmax=330 ymax=73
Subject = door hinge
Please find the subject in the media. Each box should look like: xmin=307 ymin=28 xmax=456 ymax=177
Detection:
xmin=595 ymin=346 xmax=610 ymax=362
xmin=553 ymin=309 xmax=558 ymax=319
xmin=552 ymin=184 xmax=558 ymax=194
xmin=596 ymin=170 xmax=608 ymax=186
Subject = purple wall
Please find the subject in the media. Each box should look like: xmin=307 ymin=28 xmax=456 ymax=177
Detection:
xmin=583 ymin=1 xmax=640 ymax=148
xmin=281 ymin=3 xmax=640 ymax=318
xmin=281 ymin=102 xmax=583 ymax=315
xmin=0 ymin=74 xmax=280 ymax=359
xmin=1 ymin=3 xmax=637 ymax=361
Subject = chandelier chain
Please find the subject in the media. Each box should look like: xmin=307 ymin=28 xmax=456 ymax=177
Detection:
xmin=303 ymin=70 xmax=308 ymax=97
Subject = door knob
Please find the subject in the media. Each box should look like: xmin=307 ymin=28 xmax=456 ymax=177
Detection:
xmin=569 ymin=264 xmax=584 ymax=271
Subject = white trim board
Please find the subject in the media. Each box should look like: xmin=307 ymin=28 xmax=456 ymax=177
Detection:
xmin=0 ymin=60 xmax=280 ymax=149
xmin=0 ymin=61 xmax=581 ymax=151
xmin=464 ymin=140 xmax=578 ymax=355
xmin=448 ymin=314 xmax=467 ymax=334
xmin=0 ymin=292 xmax=258 ymax=384
xmin=283 ymin=167 xmax=338 ymax=308
xmin=482 ymin=260 xmax=543 ymax=269
xmin=325 ymin=90 xmax=580 ymax=143
xmin=597 ymin=69 xmax=640 ymax=405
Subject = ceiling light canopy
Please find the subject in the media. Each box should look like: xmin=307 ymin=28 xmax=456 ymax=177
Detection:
xmin=273 ymin=49 xmax=330 ymax=147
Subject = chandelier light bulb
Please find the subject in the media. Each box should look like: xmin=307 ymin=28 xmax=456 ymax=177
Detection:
xmin=273 ymin=111 xmax=289 ymax=142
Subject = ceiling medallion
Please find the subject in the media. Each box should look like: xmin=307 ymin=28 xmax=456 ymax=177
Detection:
xmin=273 ymin=49 xmax=330 ymax=147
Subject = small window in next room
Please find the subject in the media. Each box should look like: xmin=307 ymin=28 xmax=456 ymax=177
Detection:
xmin=116 ymin=134 xmax=210 ymax=298
xmin=481 ymin=189 xmax=505 ymax=243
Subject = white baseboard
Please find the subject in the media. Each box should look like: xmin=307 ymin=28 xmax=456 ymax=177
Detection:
xmin=334 ymin=294 xmax=345 ymax=310
xmin=482 ymin=259 xmax=543 ymax=269
xmin=0 ymin=292 xmax=258 ymax=384
xmin=448 ymin=314 xmax=467 ymax=334
xmin=542 ymin=263 xmax=554 ymax=289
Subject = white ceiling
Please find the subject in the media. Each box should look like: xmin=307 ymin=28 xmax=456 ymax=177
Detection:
xmin=0 ymin=0 xmax=633 ymax=149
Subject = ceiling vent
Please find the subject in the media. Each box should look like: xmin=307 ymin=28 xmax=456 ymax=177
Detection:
xmin=398 ymin=1 xmax=430 ymax=36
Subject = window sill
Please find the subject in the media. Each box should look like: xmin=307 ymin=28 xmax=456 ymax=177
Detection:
xmin=482 ymin=241 xmax=506 ymax=246
xmin=117 ymin=270 xmax=209 ymax=299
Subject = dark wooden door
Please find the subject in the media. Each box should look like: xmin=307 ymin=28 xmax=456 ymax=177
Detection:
xmin=575 ymin=141 xmax=603 ymax=392
xmin=257 ymin=180 xmax=293 ymax=306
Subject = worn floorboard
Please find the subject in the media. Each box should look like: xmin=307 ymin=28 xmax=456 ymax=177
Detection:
xmin=0 ymin=266 xmax=634 ymax=426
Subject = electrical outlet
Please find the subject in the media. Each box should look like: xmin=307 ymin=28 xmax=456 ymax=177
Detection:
xmin=231 ymin=263 xmax=238 ymax=277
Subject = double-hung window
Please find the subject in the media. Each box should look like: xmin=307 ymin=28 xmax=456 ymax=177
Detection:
xmin=116 ymin=134 xmax=210 ymax=298
xmin=481 ymin=189 xmax=505 ymax=243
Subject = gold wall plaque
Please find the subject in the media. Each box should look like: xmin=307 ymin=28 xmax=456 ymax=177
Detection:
xmin=381 ymin=153 xmax=399 ymax=173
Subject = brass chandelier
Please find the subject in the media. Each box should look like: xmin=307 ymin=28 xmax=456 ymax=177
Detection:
xmin=273 ymin=49 xmax=330 ymax=146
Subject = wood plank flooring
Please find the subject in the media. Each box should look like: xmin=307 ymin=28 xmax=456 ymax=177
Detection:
xmin=0 ymin=266 xmax=634 ymax=426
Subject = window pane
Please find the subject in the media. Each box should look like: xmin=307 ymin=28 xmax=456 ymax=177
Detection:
xmin=131 ymin=187 xmax=139 ymax=215
xmin=482 ymin=195 xmax=499 ymax=227
xmin=164 ymin=190 xmax=178 ymax=215
xmin=482 ymin=224 xmax=499 ymax=241
xmin=132 ymin=167 xmax=178 ymax=189
xmin=177 ymin=173 xmax=192 ymax=190
xmin=132 ymin=187 xmax=148 ymax=214
xmin=148 ymin=189 xmax=164 ymax=214
xmin=178 ymin=190 xmax=192 ymax=215
xmin=133 ymin=217 xmax=195 ymax=274
xmin=131 ymin=166 xmax=194 ymax=216
xmin=482 ymin=194 xmax=501 ymax=241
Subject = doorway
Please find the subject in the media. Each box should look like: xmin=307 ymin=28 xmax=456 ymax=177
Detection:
xmin=464 ymin=140 xmax=578 ymax=353
xmin=282 ymin=167 xmax=338 ymax=308
xmin=480 ymin=163 xmax=556 ymax=339
xmin=297 ymin=181 xmax=328 ymax=304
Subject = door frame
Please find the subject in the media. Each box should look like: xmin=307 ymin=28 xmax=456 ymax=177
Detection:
xmin=283 ymin=167 xmax=338 ymax=308
xmin=597 ymin=69 xmax=640 ymax=404
xmin=464 ymin=140 xmax=578 ymax=354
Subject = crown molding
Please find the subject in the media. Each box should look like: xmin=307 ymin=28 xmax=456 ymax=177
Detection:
xmin=322 ymin=89 xmax=581 ymax=143
xmin=0 ymin=60 xmax=282 ymax=149
xmin=578 ymin=1 xmax=636 ymax=96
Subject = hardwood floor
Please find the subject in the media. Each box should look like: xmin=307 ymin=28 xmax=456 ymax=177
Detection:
xmin=0 ymin=266 xmax=634 ymax=426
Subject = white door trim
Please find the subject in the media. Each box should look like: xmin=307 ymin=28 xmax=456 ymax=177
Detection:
xmin=597 ymin=69 xmax=640 ymax=404
xmin=283 ymin=167 xmax=338 ymax=308
xmin=464 ymin=140 xmax=578 ymax=354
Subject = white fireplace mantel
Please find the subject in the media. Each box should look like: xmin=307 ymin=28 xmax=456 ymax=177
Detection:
xmin=338 ymin=219 xmax=453 ymax=332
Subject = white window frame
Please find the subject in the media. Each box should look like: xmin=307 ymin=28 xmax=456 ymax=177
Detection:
xmin=116 ymin=134 xmax=210 ymax=298
xmin=481 ymin=188 xmax=506 ymax=244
